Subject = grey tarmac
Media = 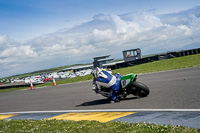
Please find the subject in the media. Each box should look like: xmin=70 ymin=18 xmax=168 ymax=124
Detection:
xmin=0 ymin=67 xmax=200 ymax=129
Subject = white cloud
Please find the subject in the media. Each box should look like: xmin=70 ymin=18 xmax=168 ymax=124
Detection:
xmin=1 ymin=6 xmax=200 ymax=78
xmin=0 ymin=45 xmax=38 ymax=58
xmin=92 ymin=29 xmax=115 ymax=42
xmin=189 ymin=14 xmax=200 ymax=32
xmin=0 ymin=35 xmax=17 ymax=51
xmin=178 ymin=25 xmax=192 ymax=35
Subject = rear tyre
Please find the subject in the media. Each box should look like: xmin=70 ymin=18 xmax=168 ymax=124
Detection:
xmin=130 ymin=82 xmax=150 ymax=97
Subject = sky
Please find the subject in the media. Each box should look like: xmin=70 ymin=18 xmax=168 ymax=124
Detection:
xmin=0 ymin=0 xmax=200 ymax=78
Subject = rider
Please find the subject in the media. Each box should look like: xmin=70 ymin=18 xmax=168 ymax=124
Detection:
xmin=93 ymin=67 xmax=121 ymax=103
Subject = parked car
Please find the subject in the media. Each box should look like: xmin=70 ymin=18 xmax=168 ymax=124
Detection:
xmin=43 ymin=78 xmax=52 ymax=82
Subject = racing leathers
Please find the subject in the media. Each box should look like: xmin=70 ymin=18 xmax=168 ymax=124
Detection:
xmin=94 ymin=68 xmax=121 ymax=102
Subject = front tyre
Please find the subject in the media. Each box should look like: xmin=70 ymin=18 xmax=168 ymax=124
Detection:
xmin=131 ymin=82 xmax=150 ymax=97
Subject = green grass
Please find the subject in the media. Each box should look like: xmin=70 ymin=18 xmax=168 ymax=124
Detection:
xmin=0 ymin=87 xmax=28 ymax=93
xmin=35 ymin=74 xmax=93 ymax=88
xmin=112 ymin=53 xmax=200 ymax=75
xmin=0 ymin=54 xmax=200 ymax=93
xmin=0 ymin=119 xmax=199 ymax=133
xmin=0 ymin=75 xmax=94 ymax=93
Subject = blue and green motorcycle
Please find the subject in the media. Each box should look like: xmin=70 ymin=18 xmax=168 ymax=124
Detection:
xmin=92 ymin=73 xmax=150 ymax=101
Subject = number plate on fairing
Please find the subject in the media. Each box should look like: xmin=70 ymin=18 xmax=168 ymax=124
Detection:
xmin=121 ymin=79 xmax=130 ymax=88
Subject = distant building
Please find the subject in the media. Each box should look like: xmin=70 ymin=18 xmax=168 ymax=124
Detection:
xmin=62 ymin=64 xmax=93 ymax=72
xmin=93 ymin=55 xmax=114 ymax=68
xmin=123 ymin=48 xmax=142 ymax=62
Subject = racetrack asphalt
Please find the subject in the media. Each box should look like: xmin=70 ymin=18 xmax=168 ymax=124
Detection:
xmin=0 ymin=67 xmax=200 ymax=128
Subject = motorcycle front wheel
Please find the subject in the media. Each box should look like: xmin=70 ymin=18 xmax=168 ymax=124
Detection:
xmin=130 ymin=81 xmax=150 ymax=97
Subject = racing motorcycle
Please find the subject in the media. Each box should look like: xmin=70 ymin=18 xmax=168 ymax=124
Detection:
xmin=92 ymin=72 xmax=150 ymax=101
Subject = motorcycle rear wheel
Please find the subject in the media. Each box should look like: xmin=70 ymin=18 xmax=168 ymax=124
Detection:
xmin=131 ymin=81 xmax=150 ymax=97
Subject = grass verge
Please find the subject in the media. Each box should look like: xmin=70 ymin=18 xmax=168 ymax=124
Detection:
xmin=0 ymin=87 xmax=30 ymax=93
xmin=0 ymin=119 xmax=199 ymax=133
xmin=112 ymin=53 xmax=200 ymax=75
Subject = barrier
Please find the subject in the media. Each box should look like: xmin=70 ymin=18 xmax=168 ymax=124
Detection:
xmin=112 ymin=48 xmax=200 ymax=69
xmin=0 ymin=81 xmax=30 ymax=89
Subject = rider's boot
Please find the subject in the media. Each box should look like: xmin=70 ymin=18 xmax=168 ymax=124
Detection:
xmin=110 ymin=98 xmax=120 ymax=103
xmin=109 ymin=89 xmax=120 ymax=103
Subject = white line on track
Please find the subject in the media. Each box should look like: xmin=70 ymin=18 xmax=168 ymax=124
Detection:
xmin=1 ymin=109 xmax=200 ymax=114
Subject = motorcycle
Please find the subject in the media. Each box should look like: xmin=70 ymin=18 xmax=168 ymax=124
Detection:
xmin=92 ymin=72 xmax=150 ymax=101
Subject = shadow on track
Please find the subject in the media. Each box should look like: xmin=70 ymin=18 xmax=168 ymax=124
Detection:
xmin=76 ymin=99 xmax=110 ymax=107
xmin=76 ymin=96 xmax=140 ymax=107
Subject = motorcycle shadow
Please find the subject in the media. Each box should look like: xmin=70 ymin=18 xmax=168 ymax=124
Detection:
xmin=76 ymin=99 xmax=110 ymax=107
xmin=76 ymin=96 xmax=140 ymax=107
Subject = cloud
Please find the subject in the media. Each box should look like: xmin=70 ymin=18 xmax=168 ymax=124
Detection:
xmin=0 ymin=45 xmax=38 ymax=58
xmin=1 ymin=6 xmax=200 ymax=78
xmin=0 ymin=36 xmax=17 ymax=51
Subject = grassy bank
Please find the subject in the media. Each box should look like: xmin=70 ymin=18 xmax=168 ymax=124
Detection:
xmin=0 ymin=54 xmax=200 ymax=93
xmin=112 ymin=53 xmax=200 ymax=75
xmin=0 ymin=119 xmax=199 ymax=133
xmin=0 ymin=87 xmax=28 ymax=93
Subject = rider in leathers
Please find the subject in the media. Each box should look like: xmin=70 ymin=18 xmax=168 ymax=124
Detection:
xmin=93 ymin=67 xmax=122 ymax=102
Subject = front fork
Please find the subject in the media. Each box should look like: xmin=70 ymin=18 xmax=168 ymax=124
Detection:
xmin=122 ymin=88 xmax=128 ymax=98
xmin=92 ymin=82 xmax=100 ymax=93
